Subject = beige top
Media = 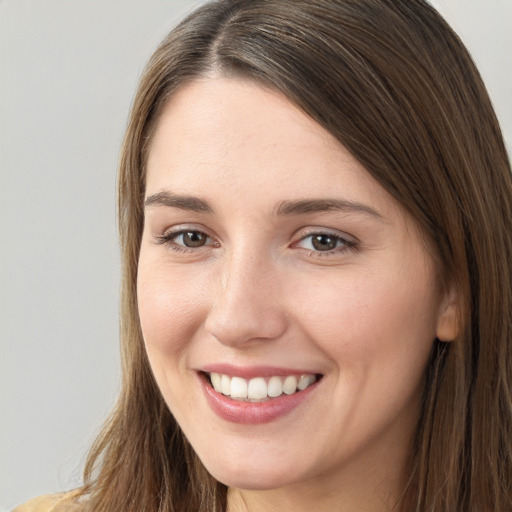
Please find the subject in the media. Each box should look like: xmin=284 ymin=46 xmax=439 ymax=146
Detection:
xmin=11 ymin=491 xmax=83 ymax=512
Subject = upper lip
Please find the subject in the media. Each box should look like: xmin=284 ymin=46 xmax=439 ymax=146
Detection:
xmin=199 ymin=363 xmax=322 ymax=379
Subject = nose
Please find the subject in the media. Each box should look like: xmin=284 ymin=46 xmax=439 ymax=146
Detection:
xmin=204 ymin=250 xmax=288 ymax=347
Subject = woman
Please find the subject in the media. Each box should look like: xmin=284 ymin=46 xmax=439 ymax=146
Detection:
xmin=15 ymin=0 xmax=512 ymax=511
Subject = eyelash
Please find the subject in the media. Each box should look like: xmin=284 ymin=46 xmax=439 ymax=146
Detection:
xmin=155 ymin=229 xmax=215 ymax=253
xmin=155 ymin=228 xmax=358 ymax=257
xmin=293 ymin=230 xmax=358 ymax=257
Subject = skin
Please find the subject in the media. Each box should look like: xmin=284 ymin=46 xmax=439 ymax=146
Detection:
xmin=137 ymin=77 xmax=458 ymax=512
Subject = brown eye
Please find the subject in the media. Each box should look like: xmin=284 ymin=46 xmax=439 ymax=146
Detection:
xmin=180 ymin=231 xmax=208 ymax=248
xmin=156 ymin=228 xmax=216 ymax=252
xmin=311 ymin=234 xmax=338 ymax=251
xmin=295 ymin=231 xmax=356 ymax=256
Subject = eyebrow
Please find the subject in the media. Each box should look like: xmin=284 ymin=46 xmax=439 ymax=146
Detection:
xmin=144 ymin=191 xmax=382 ymax=220
xmin=273 ymin=198 xmax=383 ymax=219
xmin=144 ymin=191 xmax=213 ymax=213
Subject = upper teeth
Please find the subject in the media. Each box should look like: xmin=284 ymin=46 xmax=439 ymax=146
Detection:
xmin=209 ymin=373 xmax=317 ymax=401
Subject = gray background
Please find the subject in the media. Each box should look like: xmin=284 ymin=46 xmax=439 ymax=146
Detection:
xmin=1 ymin=0 xmax=510 ymax=510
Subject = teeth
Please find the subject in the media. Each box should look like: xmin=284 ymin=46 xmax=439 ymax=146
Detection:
xmin=230 ymin=376 xmax=248 ymax=399
xmin=221 ymin=374 xmax=231 ymax=395
xmin=247 ymin=377 xmax=267 ymax=399
xmin=208 ymin=372 xmax=317 ymax=401
xmin=283 ymin=375 xmax=298 ymax=395
xmin=210 ymin=372 xmax=222 ymax=393
xmin=298 ymin=374 xmax=314 ymax=391
xmin=267 ymin=376 xmax=283 ymax=397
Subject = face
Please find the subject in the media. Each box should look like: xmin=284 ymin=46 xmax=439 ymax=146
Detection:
xmin=138 ymin=77 xmax=455 ymax=496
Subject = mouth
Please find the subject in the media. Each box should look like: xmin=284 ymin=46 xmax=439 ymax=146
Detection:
xmin=202 ymin=371 xmax=322 ymax=402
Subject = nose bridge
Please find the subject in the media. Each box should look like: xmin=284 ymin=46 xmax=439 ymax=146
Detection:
xmin=205 ymin=241 xmax=286 ymax=346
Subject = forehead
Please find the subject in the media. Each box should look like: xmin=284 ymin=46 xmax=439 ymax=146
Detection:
xmin=145 ymin=77 xmax=399 ymax=220
xmin=148 ymin=76 xmax=343 ymax=169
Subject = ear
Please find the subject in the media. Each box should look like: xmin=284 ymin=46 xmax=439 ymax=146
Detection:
xmin=435 ymin=284 xmax=460 ymax=342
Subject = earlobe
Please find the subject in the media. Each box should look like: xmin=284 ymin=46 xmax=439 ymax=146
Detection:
xmin=436 ymin=286 xmax=460 ymax=342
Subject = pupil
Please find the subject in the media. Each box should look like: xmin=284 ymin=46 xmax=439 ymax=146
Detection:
xmin=312 ymin=234 xmax=336 ymax=251
xmin=183 ymin=231 xmax=206 ymax=247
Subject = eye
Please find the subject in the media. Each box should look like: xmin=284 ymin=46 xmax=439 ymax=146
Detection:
xmin=173 ymin=230 xmax=209 ymax=248
xmin=155 ymin=228 xmax=217 ymax=252
xmin=295 ymin=231 xmax=356 ymax=254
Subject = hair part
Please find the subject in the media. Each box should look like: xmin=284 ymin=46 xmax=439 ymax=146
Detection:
xmin=80 ymin=1 xmax=512 ymax=511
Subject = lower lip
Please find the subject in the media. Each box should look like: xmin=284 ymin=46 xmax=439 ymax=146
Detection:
xmin=200 ymin=374 xmax=319 ymax=424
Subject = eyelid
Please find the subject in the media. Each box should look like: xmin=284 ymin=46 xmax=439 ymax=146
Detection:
xmin=152 ymin=223 xmax=357 ymax=257
xmin=294 ymin=226 xmax=358 ymax=243
xmin=292 ymin=227 xmax=358 ymax=255
xmin=154 ymin=224 xmax=219 ymax=250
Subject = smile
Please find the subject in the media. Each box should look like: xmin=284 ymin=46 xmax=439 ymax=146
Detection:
xmin=199 ymin=366 xmax=323 ymax=424
xmin=207 ymin=372 xmax=318 ymax=401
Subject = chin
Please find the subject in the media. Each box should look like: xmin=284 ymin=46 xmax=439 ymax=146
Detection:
xmin=200 ymin=455 xmax=300 ymax=491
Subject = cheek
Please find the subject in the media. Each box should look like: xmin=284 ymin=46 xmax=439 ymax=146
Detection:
xmin=289 ymin=266 xmax=438 ymax=443
xmin=137 ymin=258 xmax=210 ymax=360
xmin=291 ymin=265 xmax=438 ymax=370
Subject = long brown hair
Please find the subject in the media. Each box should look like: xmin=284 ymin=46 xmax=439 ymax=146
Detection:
xmin=80 ymin=1 xmax=512 ymax=510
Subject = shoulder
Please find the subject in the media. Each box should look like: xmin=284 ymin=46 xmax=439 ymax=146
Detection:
xmin=11 ymin=491 xmax=84 ymax=512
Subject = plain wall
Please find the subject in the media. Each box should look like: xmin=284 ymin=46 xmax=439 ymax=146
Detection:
xmin=0 ymin=1 xmax=510 ymax=510
xmin=0 ymin=1 xmax=205 ymax=509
